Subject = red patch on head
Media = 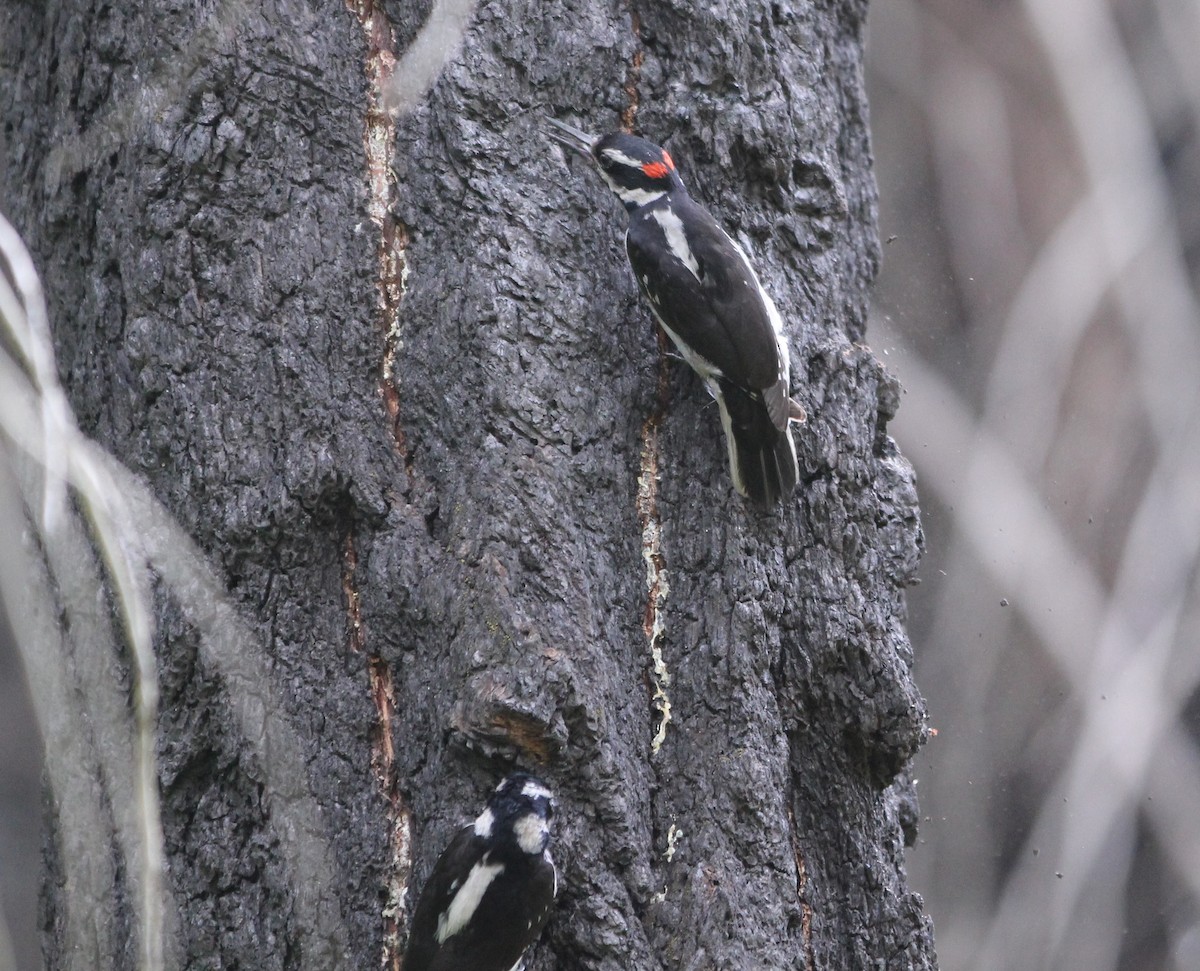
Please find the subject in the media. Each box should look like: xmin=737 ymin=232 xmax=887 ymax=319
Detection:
xmin=642 ymin=161 xmax=670 ymax=179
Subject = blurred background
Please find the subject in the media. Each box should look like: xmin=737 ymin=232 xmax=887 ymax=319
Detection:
xmin=867 ymin=0 xmax=1200 ymax=969
xmin=4 ymin=0 xmax=1200 ymax=969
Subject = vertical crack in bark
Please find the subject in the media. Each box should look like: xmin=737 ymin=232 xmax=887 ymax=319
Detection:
xmin=342 ymin=531 xmax=366 ymax=655
xmin=379 ymin=217 xmax=411 ymax=466
xmin=347 ymin=0 xmax=411 ymax=466
xmin=788 ymin=805 xmax=815 ymax=971
xmin=343 ymin=528 xmax=414 ymax=971
xmin=368 ymin=655 xmax=412 ymax=971
xmin=344 ymin=5 xmax=422 ymax=965
xmin=621 ymin=0 xmax=670 ymax=759
xmin=620 ymin=8 xmax=644 ymax=133
xmin=638 ymin=328 xmax=672 ymax=755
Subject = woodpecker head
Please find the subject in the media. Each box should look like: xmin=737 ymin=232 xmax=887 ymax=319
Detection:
xmin=547 ymin=117 xmax=685 ymax=212
xmin=473 ymin=773 xmax=555 ymax=857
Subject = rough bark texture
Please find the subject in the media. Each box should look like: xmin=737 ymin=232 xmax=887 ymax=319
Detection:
xmin=2 ymin=1 xmax=935 ymax=969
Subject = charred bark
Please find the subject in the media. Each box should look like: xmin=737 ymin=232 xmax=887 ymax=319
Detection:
xmin=1 ymin=0 xmax=936 ymax=968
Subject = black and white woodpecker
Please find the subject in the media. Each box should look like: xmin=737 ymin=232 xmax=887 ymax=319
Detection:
xmin=403 ymin=774 xmax=557 ymax=971
xmin=547 ymin=118 xmax=805 ymax=507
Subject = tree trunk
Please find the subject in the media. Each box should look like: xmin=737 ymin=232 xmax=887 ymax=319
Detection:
xmin=1 ymin=1 xmax=936 ymax=969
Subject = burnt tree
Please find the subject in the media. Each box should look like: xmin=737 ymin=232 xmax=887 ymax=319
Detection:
xmin=1 ymin=0 xmax=936 ymax=968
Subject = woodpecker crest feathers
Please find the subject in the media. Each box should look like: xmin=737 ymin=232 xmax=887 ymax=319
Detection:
xmin=547 ymin=117 xmax=804 ymax=506
xmin=402 ymin=773 xmax=557 ymax=971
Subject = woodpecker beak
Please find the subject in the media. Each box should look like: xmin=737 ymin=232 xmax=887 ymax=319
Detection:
xmin=545 ymin=117 xmax=597 ymax=157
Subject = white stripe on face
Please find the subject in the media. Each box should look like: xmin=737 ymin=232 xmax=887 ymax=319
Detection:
xmin=474 ymin=807 xmax=495 ymax=838
xmin=599 ymin=147 xmax=648 ymax=169
xmin=651 ymin=207 xmax=702 ymax=281
xmin=436 ymin=856 xmax=505 ymax=943
xmin=618 ymin=187 xmax=666 ymax=207
xmin=520 ymin=780 xmax=553 ymax=801
xmin=598 ymin=169 xmax=666 ymax=209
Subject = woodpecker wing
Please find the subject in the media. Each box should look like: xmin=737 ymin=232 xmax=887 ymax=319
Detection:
xmin=403 ymin=825 xmax=483 ymax=971
xmin=404 ymin=826 xmax=556 ymax=971
xmin=625 ymin=194 xmax=791 ymax=428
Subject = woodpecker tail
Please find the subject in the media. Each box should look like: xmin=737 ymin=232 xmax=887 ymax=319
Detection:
xmin=715 ymin=382 xmax=799 ymax=507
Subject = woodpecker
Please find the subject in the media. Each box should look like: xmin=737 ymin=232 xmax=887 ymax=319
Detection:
xmin=403 ymin=773 xmax=557 ymax=971
xmin=547 ymin=117 xmax=804 ymax=507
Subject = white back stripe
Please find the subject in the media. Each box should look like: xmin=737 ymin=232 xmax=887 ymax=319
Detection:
xmin=651 ymin=207 xmax=701 ymax=281
xmin=436 ymin=857 xmax=505 ymax=943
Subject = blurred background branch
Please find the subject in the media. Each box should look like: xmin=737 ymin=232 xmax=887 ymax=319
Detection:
xmin=0 ymin=213 xmax=349 ymax=970
xmin=868 ymin=0 xmax=1200 ymax=969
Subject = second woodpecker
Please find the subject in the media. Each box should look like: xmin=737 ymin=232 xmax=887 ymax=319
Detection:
xmin=547 ymin=118 xmax=804 ymax=507
xmin=403 ymin=774 xmax=557 ymax=971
